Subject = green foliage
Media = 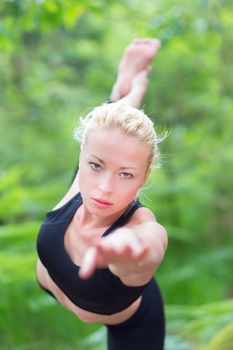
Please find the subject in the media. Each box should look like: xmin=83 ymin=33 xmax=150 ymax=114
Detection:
xmin=0 ymin=0 xmax=233 ymax=348
xmin=166 ymin=301 xmax=233 ymax=350
xmin=202 ymin=321 xmax=233 ymax=350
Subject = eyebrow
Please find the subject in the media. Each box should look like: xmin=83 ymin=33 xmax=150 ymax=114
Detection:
xmin=90 ymin=155 xmax=137 ymax=170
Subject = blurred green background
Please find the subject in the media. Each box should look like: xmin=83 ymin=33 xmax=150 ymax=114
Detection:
xmin=0 ymin=0 xmax=233 ymax=349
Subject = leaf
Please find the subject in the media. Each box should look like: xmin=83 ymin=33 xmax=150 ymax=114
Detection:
xmin=202 ymin=321 xmax=233 ymax=350
xmin=63 ymin=4 xmax=86 ymax=28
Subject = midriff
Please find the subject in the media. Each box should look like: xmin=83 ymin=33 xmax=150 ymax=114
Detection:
xmin=36 ymin=258 xmax=141 ymax=325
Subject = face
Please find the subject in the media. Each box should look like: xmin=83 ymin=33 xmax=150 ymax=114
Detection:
xmin=78 ymin=127 xmax=150 ymax=221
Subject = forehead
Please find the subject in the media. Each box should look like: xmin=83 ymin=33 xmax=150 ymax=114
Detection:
xmin=84 ymin=127 xmax=149 ymax=168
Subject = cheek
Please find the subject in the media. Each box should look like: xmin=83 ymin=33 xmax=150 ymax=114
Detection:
xmin=119 ymin=184 xmax=140 ymax=201
xmin=78 ymin=165 xmax=97 ymax=193
xmin=78 ymin=168 xmax=88 ymax=190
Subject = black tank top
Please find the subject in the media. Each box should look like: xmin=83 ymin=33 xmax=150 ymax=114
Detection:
xmin=36 ymin=192 xmax=151 ymax=315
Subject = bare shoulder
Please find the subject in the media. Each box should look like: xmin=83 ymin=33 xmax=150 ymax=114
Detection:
xmin=127 ymin=205 xmax=167 ymax=249
xmin=52 ymin=171 xmax=80 ymax=211
xmin=127 ymin=206 xmax=157 ymax=226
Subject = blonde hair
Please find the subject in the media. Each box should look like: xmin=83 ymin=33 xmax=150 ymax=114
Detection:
xmin=74 ymin=102 xmax=161 ymax=171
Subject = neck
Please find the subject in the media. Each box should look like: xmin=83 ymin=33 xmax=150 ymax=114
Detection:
xmin=76 ymin=204 xmax=126 ymax=229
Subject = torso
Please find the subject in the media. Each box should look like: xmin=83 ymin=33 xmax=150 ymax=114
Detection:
xmin=36 ymin=259 xmax=141 ymax=325
xmin=64 ymin=208 xmax=108 ymax=266
xmin=36 ymin=191 xmax=145 ymax=324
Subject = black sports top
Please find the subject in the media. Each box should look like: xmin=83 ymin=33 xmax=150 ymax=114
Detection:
xmin=36 ymin=192 xmax=151 ymax=315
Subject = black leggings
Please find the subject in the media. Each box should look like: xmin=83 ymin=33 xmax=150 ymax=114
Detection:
xmin=106 ymin=278 xmax=165 ymax=350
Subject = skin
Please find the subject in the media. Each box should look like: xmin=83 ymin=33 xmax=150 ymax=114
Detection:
xmin=78 ymin=127 xmax=167 ymax=283
xmin=36 ymin=127 xmax=167 ymax=325
xmin=111 ymin=38 xmax=161 ymax=101
xmin=118 ymin=70 xmax=150 ymax=108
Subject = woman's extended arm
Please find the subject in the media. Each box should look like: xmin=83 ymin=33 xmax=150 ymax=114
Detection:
xmin=79 ymin=208 xmax=167 ymax=286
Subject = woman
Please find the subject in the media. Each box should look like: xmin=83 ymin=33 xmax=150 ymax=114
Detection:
xmin=36 ymin=38 xmax=167 ymax=350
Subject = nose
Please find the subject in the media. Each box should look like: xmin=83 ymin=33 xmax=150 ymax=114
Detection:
xmin=98 ymin=172 xmax=114 ymax=193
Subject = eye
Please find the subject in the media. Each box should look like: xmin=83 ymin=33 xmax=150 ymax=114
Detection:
xmin=89 ymin=162 xmax=101 ymax=171
xmin=120 ymin=172 xmax=133 ymax=179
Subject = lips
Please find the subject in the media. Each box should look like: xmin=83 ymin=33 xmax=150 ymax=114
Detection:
xmin=92 ymin=198 xmax=113 ymax=205
xmin=91 ymin=197 xmax=113 ymax=208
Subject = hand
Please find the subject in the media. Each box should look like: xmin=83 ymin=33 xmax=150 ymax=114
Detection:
xmin=79 ymin=227 xmax=149 ymax=279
